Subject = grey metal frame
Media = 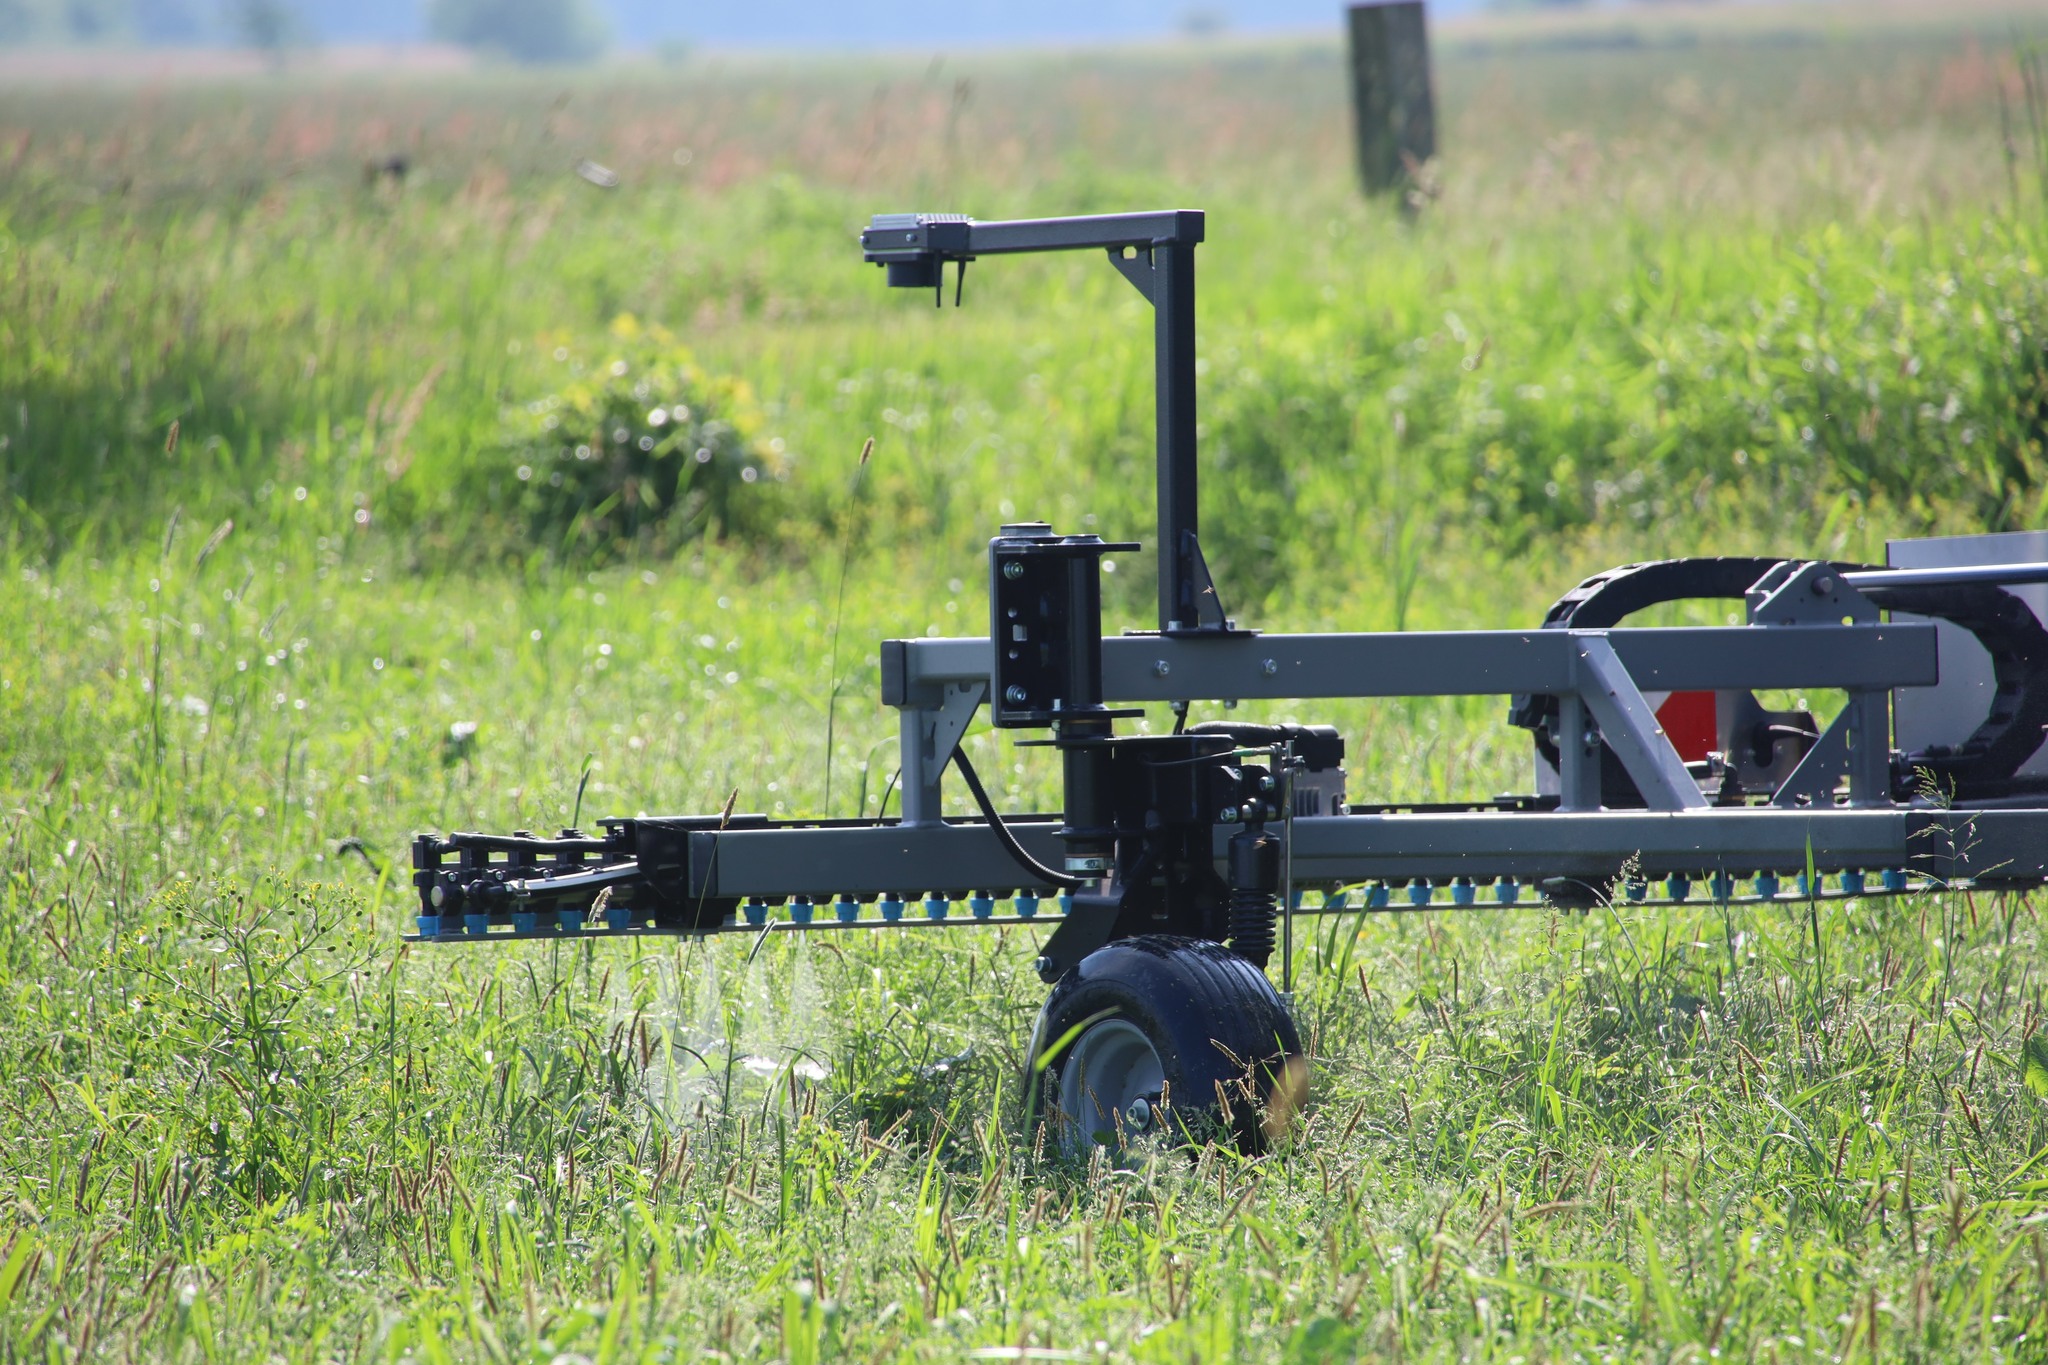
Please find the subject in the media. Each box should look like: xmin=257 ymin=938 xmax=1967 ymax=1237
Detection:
xmin=644 ymin=805 xmax=2047 ymax=902
xmin=882 ymin=622 xmax=1937 ymax=822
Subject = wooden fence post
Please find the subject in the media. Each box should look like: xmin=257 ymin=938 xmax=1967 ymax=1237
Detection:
xmin=1347 ymin=1 xmax=1436 ymax=197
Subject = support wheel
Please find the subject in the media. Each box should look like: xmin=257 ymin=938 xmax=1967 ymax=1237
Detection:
xmin=1031 ymin=935 xmax=1303 ymax=1156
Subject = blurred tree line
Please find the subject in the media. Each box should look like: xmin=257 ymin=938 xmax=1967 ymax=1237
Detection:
xmin=0 ymin=0 xmax=609 ymax=62
xmin=426 ymin=0 xmax=604 ymax=62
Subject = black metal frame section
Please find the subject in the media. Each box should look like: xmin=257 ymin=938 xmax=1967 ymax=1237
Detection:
xmin=410 ymin=814 xmax=1071 ymax=937
xmin=861 ymin=211 xmax=1226 ymax=636
xmin=410 ymin=804 xmax=2048 ymax=934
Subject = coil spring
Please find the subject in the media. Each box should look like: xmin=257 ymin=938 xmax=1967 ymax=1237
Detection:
xmin=1228 ymin=886 xmax=1277 ymax=968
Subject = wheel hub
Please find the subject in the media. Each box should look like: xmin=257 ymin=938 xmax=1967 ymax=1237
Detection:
xmin=1058 ymin=1018 xmax=1166 ymax=1150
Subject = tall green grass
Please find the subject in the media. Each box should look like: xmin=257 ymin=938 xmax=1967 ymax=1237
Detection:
xmin=4 ymin=532 xmax=2048 ymax=1361
xmin=6 ymin=10 xmax=2048 ymax=1362
xmin=3 ymin=17 xmax=2046 ymax=604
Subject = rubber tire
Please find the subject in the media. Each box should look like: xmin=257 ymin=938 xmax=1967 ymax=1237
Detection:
xmin=1032 ymin=935 xmax=1303 ymax=1156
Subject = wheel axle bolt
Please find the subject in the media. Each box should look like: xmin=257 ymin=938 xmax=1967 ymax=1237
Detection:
xmin=1004 ymin=684 xmax=1029 ymax=704
xmin=1127 ymin=1097 xmax=1151 ymax=1130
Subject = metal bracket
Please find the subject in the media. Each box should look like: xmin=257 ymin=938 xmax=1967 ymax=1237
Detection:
xmin=924 ymin=681 xmax=983 ymax=786
xmin=1771 ymin=690 xmax=1891 ymax=808
xmin=898 ymin=680 xmax=987 ymax=827
xmin=1108 ymin=245 xmax=1156 ymax=303
xmin=1749 ymin=560 xmax=1879 ymax=626
xmin=1034 ymin=889 xmax=1121 ymax=982
xmin=1165 ymin=529 xmax=1239 ymax=635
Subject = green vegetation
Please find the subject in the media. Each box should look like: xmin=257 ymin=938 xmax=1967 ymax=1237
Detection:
xmin=6 ymin=7 xmax=2048 ymax=1360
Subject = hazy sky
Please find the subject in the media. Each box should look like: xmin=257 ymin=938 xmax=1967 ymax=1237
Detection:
xmin=617 ymin=0 xmax=1484 ymax=48
xmin=298 ymin=0 xmax=1487 ymax=50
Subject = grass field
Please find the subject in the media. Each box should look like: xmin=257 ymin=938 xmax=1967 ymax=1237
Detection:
xmin=8 ymin=3 xmax=2048 ymax=1359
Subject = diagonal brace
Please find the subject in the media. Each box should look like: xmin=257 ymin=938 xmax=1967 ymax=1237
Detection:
xmin=1570 ymin=633 xmax=1708 ymax=812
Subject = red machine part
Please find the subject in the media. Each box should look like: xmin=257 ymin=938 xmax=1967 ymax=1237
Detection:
xmin=1654 ymin=690 xmax=1718 ymax=764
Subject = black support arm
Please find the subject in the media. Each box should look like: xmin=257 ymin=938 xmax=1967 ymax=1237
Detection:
xmin=860 ymin=210 xmax=1203 ymax=265
xmin=861 ymin=210 xmax=1228 ymax=635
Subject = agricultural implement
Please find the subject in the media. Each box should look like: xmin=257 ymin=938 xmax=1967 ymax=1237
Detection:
xmin=408 ymin=210 xmax=2048 ymax=1153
